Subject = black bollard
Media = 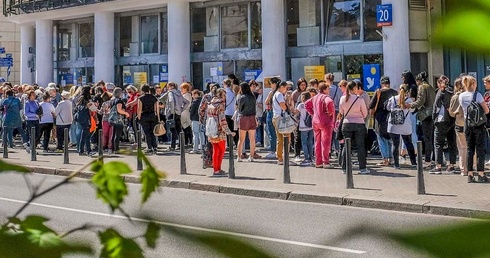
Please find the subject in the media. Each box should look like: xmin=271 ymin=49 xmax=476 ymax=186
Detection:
xmin=345 ymin=138 xmax=354 ymax=189
xmin=3 ymin=126 xmax=8 ymax=158
xmin=98 ymin=129 xmax=103 ymax=159
xmin=417 ymin=141 xmax=426 ymax=195
xmin=283 ymin=136 xmax=291 ymax=184
xmin=180 ymin=132 xmax=187 ymax=174
xmin=137 ymin=129 xmax=143 ymax=171
xmin=30 ymin=127 xmax=36 ymax=161
xmin=227 ymin=134 xmax=235 ymax=179
xmin=63 ymin=128 xmax=69 ymax=164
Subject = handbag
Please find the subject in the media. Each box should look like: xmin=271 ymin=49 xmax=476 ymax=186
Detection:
xmin=154 ymin=114 xmax=166 ymax=136
xmin=275 ymin=96 xmax=298 ymax=134
xmin=336 ymin=96 xmax=359 ymax=141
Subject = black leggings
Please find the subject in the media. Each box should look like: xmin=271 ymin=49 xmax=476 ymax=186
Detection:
xmin=390 ymin=133 xmax=416 ymax=167
xmin=38 ymin=123 xmax=53 ymax=150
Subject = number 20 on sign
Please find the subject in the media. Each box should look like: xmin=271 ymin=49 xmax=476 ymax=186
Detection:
xmin=376 ymin=4 xmax=393 ymax=27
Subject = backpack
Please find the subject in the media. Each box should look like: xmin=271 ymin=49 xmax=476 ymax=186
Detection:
xmin=205 ymin=116 xmax=218 ymax=138
xmin=108 ymin=100 xmax=124 ymax=126
xmin=36 ymin=102 xmax=43 ymax=117
xmin=74 ymin=104 xmax=90 ymax=126
xmin=304 ymin=113 xmax=312 ymax=128
xmin=389 ymin=97 xmax=409 ymax=125
xmin=466 ymin=92 xmax=487 ymax=128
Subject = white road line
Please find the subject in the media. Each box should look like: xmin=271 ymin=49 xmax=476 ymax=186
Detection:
xmin=0 ymin=196 xmax=366 ymax=254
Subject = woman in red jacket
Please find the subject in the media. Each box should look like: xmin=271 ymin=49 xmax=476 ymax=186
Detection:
xmin=305 ymin=82 xmax=335 ymax=169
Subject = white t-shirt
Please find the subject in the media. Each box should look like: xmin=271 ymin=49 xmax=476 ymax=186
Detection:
xmin=40 ymin=102 xmax=55 ymax=124
xmin=296 ymin=102 xmax=312 ymax=131
xmin=459 ymin=91 xmax=484 ymax=118
xmin=272 ymin=91 xmax=285 ymax=117
xmin=386 ymin=96 xmax=412 ymax=135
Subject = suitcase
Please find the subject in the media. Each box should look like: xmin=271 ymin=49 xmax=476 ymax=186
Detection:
xmin=202 ymin=141 xmax=213 ymax=169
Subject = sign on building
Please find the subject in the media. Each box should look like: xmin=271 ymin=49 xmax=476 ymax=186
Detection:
xmin=363 ymin=64 xmax=381 ymax=92
xmin=376 ymin=4 xmax=393 ymax=27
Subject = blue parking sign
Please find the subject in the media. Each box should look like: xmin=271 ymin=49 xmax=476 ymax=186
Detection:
xmin=363 ymin=64 xmax=381 ymax=92
xmin=376 ymin=4 xmax=393 ymax=27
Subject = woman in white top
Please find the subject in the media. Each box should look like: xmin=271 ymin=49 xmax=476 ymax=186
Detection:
xmin=38 ymin=93 xmax=55 ymax=152
xmin=386 ymin=84 xmax=417 ymax=169
xmin=272 ymin=81 xmax=291 ymax=165
xmin=458 ymin=75 xmax=489 ymax=183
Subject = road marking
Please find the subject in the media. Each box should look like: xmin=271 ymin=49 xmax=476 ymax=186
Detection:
xmin=0 ymin=196 xmax=366 ymax=254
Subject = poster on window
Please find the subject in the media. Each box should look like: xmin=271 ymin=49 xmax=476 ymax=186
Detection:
xmin=134 ymin=72 xmax=147 ymax=86
xmin=304 ymin=66 xmax=325 ymax=82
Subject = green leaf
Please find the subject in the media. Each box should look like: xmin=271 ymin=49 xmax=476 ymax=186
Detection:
xmin=0 ymin=159 xmax=30 ymax=173
xmin=91 ymin=161 xmax=132 ymax=212
xmin=389 ymin=220 xmax=490 ymax=258
xmin=164 ymin=226 xmax=276 ymax=258
xmin=99 ymin=228 xmax=144 ymax=258
xmin=144 ymin=222 xmax=160 ymax=249
xmin=138 ymin=152 xmax=165 ymax=203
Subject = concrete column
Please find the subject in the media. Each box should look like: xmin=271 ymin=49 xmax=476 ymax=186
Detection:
xmin=262 ymin=0 xmax=287 ymax=80
xmin=20 ymin=24 xmax=35 ymax=85
xmin=168 ymin=1 xmax=190 ymax=83
xmin=382 ymin=0 xmax=410 ymax=87
xmin=94 ymin=12 xmax=115 ymax=83
xmin=35 ymin=19 xmax=53 ymax=87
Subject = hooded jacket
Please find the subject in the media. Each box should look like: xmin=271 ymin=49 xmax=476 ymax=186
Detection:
xmin=206 ymin=97 xmax=232 ymax=142
xmin=433 ymin=84 xmax=454 ymax=124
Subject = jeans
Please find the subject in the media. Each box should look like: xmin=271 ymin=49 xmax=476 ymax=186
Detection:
xmin=56 ymin=125 xmax=71 ymax=150
xmin=139 ymin=118 xmax=158 ymax=150
xmin=212 ymin=140 xmax=226 ymax=172
xmin=421 ymin=117 xmax=434 ymax=162
xmin=78 ymin=125 xmax=91 ymax=154
xmin=192 ymin=121 xmax=205 ymax=151
xmin=26 ymin=120 xmax=40 ymax=146
xmin=376 ymin=134 xmax=392 ymax=160
xmin=265 ymin=111 xmax=276 ymax=152
xmin=38 ymin=123 xmax=54 ymax=150
xmin=111 ymin=124 xmax=123 ymax=152
xmin=434 ymin=122 xmax=457 ymax=165
xmin=6 ymin=126 xmax=27 ymax=147
xmin=256 ymin=118 xmax=263 ymax=144
xmin=313 ymin=127 xmax=333 ymax=166
xmin=341 ymin=123 xmax=367 ymax=170
xmin=300 ymin=130 xmax=314 ymax=161
xmin=402 ymin=113 xmax=418 ymax=150
xmin=169 ymin=114 xmax=182 ymax=149
xmin=70 ymin=122 xmax=81 ymax=145
xmin=465 ymin=125 xmax=486 ymax=172
xmin=102 ymin=121 xmax=113 ymax=150
xmin=390 ymin=133 xmax=416 ymax=167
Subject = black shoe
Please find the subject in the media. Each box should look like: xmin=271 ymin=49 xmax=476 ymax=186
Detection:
xmin=467 ymin=175 xmax=474 ymax=183
xmin=429 ymin=167 xmax=442 ymax=174
xmin=211 ymin=170 xmax=228 ymax=177
xmin=446 ymin=166 xmax=457 ymax=174
xmin=478 ymin=175 xmax=489 ymax=183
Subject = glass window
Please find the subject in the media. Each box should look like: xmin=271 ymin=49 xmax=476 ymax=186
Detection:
xmin=326 ymin=0 xmax=361 ymax=42
xmin=79 ymin=23 xmax=94 ymax=57
xmin=192 ymin=62 xmax=203 ymax=90
xmin=120 ymin=16 xmax=132 ymax=57
xmin=191 ymin=7 xmax=206 ymax=52
xmin=221 ymin=4 xmax=248 ymax=49
xmin=345 ymin=54 xmax=383 ymax=80
xmin=161 ymin=13 xmax=168 ymax=54
xmin=251 ymin=2 xmax=262 ymax=49
xmin=286 ymin=0 xmax=299 ymax=47
xmin=287 ymin=0 xmax=322 ymax=47
xmin=323 ymin=56 xmax=343 ymax=82
xmin=364 ymin=0 xmax=382 ymax=41
xmin=410 ymin=53 xmax=428 ymax=78
xmin=58 ymin=29 xmax=71 ymax=61
xmin=236 ymin=60 xmax=262 ymax=81
xmin=140 ymin=15 xmax=159 ymax=54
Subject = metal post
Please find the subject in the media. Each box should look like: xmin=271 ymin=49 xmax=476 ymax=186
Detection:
xmin=345 ymin=138 xmax=354 ymax=189
xmin=228 ymin=134 xmax=235 ymax=179
xmin=3 ymin=126 xmax=8 ymax=158
xmin=63 ymin=128 xmax=69 ymax=164
xmin=283 ymin=136 xmax=291 ymax=184
xmin=98 ymin=129 xmax=103 ymax=159
xmin=180 ymin=132 xmax=187 ymax=174
xmin=137 ymin=129 xmax=143 ymax=171
xmin=30 ymin=127 xmax=36 ymax=161
xmin=417 ymin=141 xmax=426 ymax=195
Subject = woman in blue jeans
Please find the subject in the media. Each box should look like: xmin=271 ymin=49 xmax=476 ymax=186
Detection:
xmin=24 ymin=89 xmax=41 ymax=149
xmin=2 ymin=88 xmax=28 ymax=151
xmin=75 ymin=86 xmax=93 ymax=156
xmin=264 ymin=79 xmax=279 ymax=159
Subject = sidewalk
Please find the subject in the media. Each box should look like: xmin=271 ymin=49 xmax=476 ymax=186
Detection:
xmin=2 ymin=145 xmax=489 ymax=218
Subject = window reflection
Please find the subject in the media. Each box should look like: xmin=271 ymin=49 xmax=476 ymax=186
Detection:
xmin=141 ymin=15 xmax=159 ymax=54
xmin=326 ymin=0 xmax=361 ymax=42
xmin=191 ymin=7 xmax=206 ymax=52
xmin=161 ymin=13 xmax=168 ymax=54
xmin=120 ymin=16 xmax=132 ymax=57
xmin=58 ymin=29 xmax=71 ymax=61
xmin=364 ymin=0 xmax=381 ymax=41
xmin=251 ymin=2 xmax=262 ymax=49
xmin=221 ymin=4 xmax=248 ymax=49
xmin=79 ymin=23 xmax=94 ymax=57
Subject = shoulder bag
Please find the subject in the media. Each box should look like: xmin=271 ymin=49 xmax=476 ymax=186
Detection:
xmin=153 ymin=113 xmax=166 ymax=136
xmin=275 ymin=97 xmax=298 ymax=134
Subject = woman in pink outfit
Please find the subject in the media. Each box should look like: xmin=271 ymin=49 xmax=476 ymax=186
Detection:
xmin=305 ymin=82 xmax=335 ymax=169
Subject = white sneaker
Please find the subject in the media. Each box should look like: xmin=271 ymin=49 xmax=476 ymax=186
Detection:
xmin=358 ymin=169 xmax=372 ymax=175
xmin=486 ymin=160 xmax=490 ymax=165
xmin=247 ymin=156 xmax=254 ymax=162
xmin=266 ymin=152 xmax=277 ymax=159
xmin=277 ymin=161 xmax=284 ymax=165
xmin=23 ymin=143 xmax=30 ymax=153
xmin=237 ymin=157 xmax=243 ymax=163
xmin=294 ymin=156 xmax=302 ymax=162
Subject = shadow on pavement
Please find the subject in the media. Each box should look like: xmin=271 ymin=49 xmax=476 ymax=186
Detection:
xmin=368 ymin=171 xmax=414 ymax=178
xmin=290 ymin=182 xmax=316 ymax=186
xmin=234 ymin=176 xmax=275 ymax=181
xmin=425 ymin=193 xmax=457 ymax=197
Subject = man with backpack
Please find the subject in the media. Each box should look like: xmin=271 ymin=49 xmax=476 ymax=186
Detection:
xmin=160 ymin=82 xmax=190 ymax=151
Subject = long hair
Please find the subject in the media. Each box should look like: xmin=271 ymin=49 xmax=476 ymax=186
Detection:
xmin=401 ymin=70 xmax=416 ymax=86
xmin=399 ymin=85 xmax=408 ymax=108
xmin=239 ymin=82 xmax=253 ymax=96
xmin=345 ymin=81 xmax=357 ymax=102
xmin=77 ymin=85 xmax=91 ymax=106
xmin=462 ymin=75 xmax=476 ymax=92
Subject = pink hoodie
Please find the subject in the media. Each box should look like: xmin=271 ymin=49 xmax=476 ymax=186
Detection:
xmin=305 ymin=93 xmax=335 ymax=129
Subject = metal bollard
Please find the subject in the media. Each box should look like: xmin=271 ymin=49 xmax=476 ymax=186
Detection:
xmin=416 ymin=141 xmax=426 ymax=195
xmin=3 ymin=126 xmax=8 ymax=158
xmin=30 ymin=127 xmax=36 ymax=161
xmin=98 ymin=129 xmax=103 ymax=160
xmin=137 ymin=129 xmax=143 ymax=171
xmin=283 ymin=136 xmax=291 ymax=184
xmin=63 ymin=128 xmax=69 ymax=164
xmin=228 ymin=134 xmax=235 ymax=179
xmin=345 ymin=138 xmax=354 ymax=189
xmin=180 ymin=132 xmax=187 ymax=174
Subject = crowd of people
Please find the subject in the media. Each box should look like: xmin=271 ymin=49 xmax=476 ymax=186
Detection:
xmin=0 ymin=71 xmax=489 ymax=182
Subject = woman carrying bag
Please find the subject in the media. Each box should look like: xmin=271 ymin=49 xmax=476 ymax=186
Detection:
xmin=137 ymin=84 xmax=159 ymax=155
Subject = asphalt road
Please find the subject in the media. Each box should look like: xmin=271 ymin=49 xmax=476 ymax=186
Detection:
xmin=0 ymin=173 xmax=467 ymax=258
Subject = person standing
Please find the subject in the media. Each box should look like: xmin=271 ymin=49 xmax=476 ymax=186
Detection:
xmin=162 ymin=82 xmax=190 ymax=151
xmin=223 ymin=79 xmax=238 ymax=145
xmin=292 ymin=78 xmax=307 ymax=161
xmin=74 ymin=86 xmax=94 ymax=156
xmin=2 ymin=88 xmax=28 ymax=152
xmin=272 ymin=81 xmax=293 ymax=165
xmin=24 ymin=89 xmax=41 ymax=149
xmin=190 ymin=90 xmax=204 ymax=154
xmin=264 ymin=77 xmax=280 ymax=159
xmin=254 ymin=83 xmax=264 ymax=147
xmin=180 ymin=83 xmax=193 ymax=146
xmin=236 ymin=82 xmax=260 ymax=162
xmin=137 ymin=84 xmax=159 ymax=154
xmin=400 ymin=71 xmax=419 ymax=155
xmin=448 ymin=77 xmax=468 ymax=175
xmin=38 ymin=93 xmax=55 ymax=153
xmin=54 ymin=91 xmax=73 ymax=152
xmin=110 ymin=88 xmax=130 ymax=154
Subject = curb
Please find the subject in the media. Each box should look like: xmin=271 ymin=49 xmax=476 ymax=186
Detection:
xmin=23 ymin=165 xmax=490 ymax=219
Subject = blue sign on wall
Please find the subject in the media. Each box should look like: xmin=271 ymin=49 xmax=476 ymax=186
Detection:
xmin=244 ymin=70 xmax=262 ymax=81
xmin=376 ymin=4 xmax=393 ymax=27
xmin=363 ymin=64 xmax=381 ymax=92
xmin=62 ymin=74 xmax=74 ymax=85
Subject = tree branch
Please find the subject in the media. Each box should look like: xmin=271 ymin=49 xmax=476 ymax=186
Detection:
xmin=22 ymin=174 xmax=33 ymax=195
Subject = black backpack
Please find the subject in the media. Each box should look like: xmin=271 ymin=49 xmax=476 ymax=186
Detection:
xmin=466 ymin=92 xmax=487 ymax=128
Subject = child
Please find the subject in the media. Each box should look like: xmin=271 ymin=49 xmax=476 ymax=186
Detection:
xmin=296 ymin=92 xmax=314 ymax=166
xmin=190 ymin=90 xmax=204 ymax=154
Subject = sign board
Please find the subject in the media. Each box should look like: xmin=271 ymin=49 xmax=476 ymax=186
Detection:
xmin=304 ymin=66 xmax=325 ymax=82
xmin=124 ymin=75 xmax=133 ymax=84
xmin=160 ymin=64 xmax=169 ymax=88
xmin=6 ymin=53 xmax=12 ymax=58
xmin=134 ymin=72 xmax=147 ymax=86
xmin=244 ymin=70 xmax=262 ymax=81
xmin=217 ymin=62 xmax=223 ymax=76
xmin=376 ymin=4 xmax=393 ymax=27
xmin=0 ymin=57 xmax=13 ymax=67
xmin=0 ymin=47 xmax=5 ymax=54
xmin=363 ymin=64 xmax=381 ymax=92
xmin=263 ymin=76 xmax=280 ymax=89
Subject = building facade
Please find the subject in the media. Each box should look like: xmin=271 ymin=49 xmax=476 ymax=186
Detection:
xmin=4 ymin=0 xmax=481 ymax=90
xmin=0 ymin=0 xmax=20 ymax=85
